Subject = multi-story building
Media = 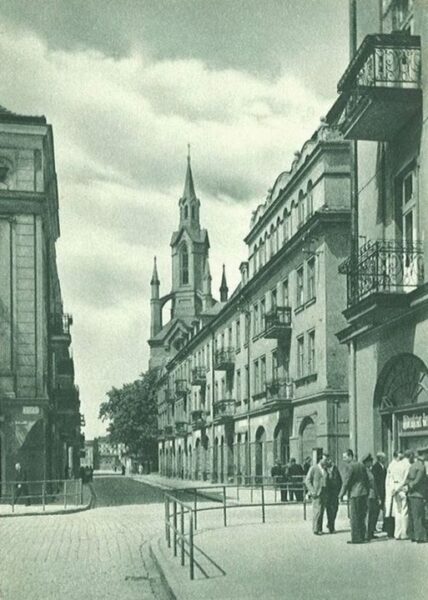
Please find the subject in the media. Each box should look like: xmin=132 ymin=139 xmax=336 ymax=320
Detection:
xmin=0 ymin=105 xmax=82 ymax=488
xmin=150 ymin=125 xmax=352 ymax=481
xmin=93 ymin=437 xmax=125 ymax=471
xmin=329 ymin=0 xmax=428 ymax=457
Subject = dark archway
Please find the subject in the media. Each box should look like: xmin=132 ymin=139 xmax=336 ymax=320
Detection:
xmin=300 ymin=417 xmax=316 ymax=464
xmin=273 ymin=420 xmax=290 ymax=465
xmin=255 ymin=426 xmax=266 ymax=480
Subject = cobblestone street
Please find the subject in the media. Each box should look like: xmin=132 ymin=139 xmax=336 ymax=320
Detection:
xmin=0 ymin=476 xmax=169 ymax=600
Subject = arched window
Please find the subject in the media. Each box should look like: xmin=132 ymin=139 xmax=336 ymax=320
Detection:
xmin=298 ymin=190 xmax=305 ymax=227
xmin=191 ymin=205 xmax=196 ymax=220
xmin=270 ymin=224 xmax=275 ymax=257
xmin=283 ymin=209 xmax=289 ymax=244
xmin=264 ymin=232 xmax=269 ymax=263
xmin=259 ymin=237 xmax=264 ymax=267
xmin=253 ymin=244 xmax=258 ymax=274
xmin=306 ymin=180 xmax=313 ymax=217
xmin=290 ymin=203 xmax=295 ymax=237
xmin=180 ymin=243 xmax=189 ymax=285
xmin=276 ymin=217 xmax=281 ymax=250
xmin=184 ymin=205 xmax=188 ymax=219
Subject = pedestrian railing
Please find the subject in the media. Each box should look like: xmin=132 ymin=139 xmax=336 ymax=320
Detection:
xmin=0 ymin=479 xmax=83 ymax=513
xmin=164 ymin=480 xmax=307 ymax=580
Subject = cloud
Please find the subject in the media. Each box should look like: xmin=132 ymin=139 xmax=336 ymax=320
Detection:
xmin=0 ymin=19 xmax=332 ymax=437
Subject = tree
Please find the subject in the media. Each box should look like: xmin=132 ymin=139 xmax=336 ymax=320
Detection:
xmin=99 ymin=369 xmax=158 ymax=463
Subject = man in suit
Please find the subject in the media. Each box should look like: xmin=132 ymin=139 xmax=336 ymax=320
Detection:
xmin=362 ymin=453 xmax=380 ymax=540
xmin=372 ymin=452 xmax=386 ymax=532
xmin=325 ymin=457 xmax=342 ymax=533
xmin=339 ymin=449 xmax=369 ymax=544
xmin=305 ymin=454 xmax=328 ymax=535
xmin=288 ymin=458 xmax=305 ymax=501
xmin=406 ymin=449 xmax=428 ymax=543
xmin=271 ymin=460 xmax=287 ymax=502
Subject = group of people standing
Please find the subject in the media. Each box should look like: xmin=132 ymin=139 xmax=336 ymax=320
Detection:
xmin=305 ymin=448 xmax=428 ymax=544
xmin=271 ymin=458 xmax=306 ymax=501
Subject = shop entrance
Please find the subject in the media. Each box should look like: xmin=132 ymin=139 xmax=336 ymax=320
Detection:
xmin=375 ymin=353 xmax=428 ymax=458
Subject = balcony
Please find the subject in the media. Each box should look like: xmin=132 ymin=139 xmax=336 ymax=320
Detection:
xmin=264 ymin=306 xmax=292 ymax=340
xmin=50 ymin=313 xmax=73 ymax=344
xmin=174 ymin=379 xmax=188 ymax=398
xmin=175 ymin=421 xmax=188 ymax=436
xmin=191 ymin=367 xmax=207 ymax=386
xmin=213 ymin=399 xmax=235 ymax=424
xmin=264 ymin=378 xmax=293 ymax=409
xmin=339 ymin=240 xmax=424 ymax=307
xmin=164 ymin=425 xmax=174 ymax=439
xmin=337 ymin=33 xmax=421 ymax=141
xmin=214 ymin=348 xmax=235 ymax=371
xmin=164 ymin=389 xmax=174 ymax=404
xmin=57 ymin=358 xmax=74 ymax=377
xmin=191 ymin=409 xmax=207 ymax=430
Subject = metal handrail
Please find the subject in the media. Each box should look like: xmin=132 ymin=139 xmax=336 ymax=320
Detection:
xmin=1 ymin=478 xmax=83 ymax=513
xmin=164 ymin=480 xmax=307 ymax=580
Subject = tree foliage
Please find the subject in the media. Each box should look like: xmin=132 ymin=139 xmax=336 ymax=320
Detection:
xmin=99 ymin=369 xmax=158 ymax=459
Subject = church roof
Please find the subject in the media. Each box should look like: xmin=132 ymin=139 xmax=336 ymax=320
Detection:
xmin=182 ymin=152 xmax=196 ymax=200
xmin=150 ymin=317 xmax=192 ymax=343
xmin=0 ymin=104 xmax=46 ymax=125
xmin=170 ymin=226 xmax=209 ymax=247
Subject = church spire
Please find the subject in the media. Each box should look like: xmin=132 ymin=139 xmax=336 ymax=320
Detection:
xmin=220 ymin=264 xmax=228 ymax=302
xmin=182 ymin=144 xmax=196 ymax=200
xmin=150 ymin=256 xmax=160 ymax=286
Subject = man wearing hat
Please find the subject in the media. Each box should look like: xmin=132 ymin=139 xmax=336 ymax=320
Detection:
xmin=362 ymin=453 xmax=380 ymax=540
xmin=339 ymin=449 xmax=370 ymax=544
xmin=405 ymin=449 xmax=428 ymax=543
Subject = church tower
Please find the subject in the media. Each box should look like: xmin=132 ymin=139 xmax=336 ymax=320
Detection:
xmin=170 ymin=149 xmax=209 ymax=320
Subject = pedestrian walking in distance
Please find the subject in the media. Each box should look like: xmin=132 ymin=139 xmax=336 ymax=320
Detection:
xmin=288 ymin=458 xmax=305 ymax=501
xmin=362 ymin=454 xmax=380 ymax=541
xmin=325 ymin=456 xmax=342 ymax=533
xmin=405 ymin=449 xmax=428 ymax=543
xmin=339 ymin=449 xmax=369 ymax=544
xmin=305 ymin=454 xmax=328 ymax=535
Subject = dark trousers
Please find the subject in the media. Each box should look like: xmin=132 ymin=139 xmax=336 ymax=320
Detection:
xmin=326 ymin=497 xmax=339 ymax=532
xmin=350 ymin=496 xmax=367 ymax=542
xmin=280 ymin=486 xmax=288 ymax=502
xmin=408 ymin=497 xmax=427 ymax=542
xmin=366 ymin=498 xmax=379 ymax=540
xmin=312 ymin=491 xmax=327 ymax=533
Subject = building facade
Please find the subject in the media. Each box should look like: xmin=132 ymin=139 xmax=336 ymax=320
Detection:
xmin=0 ymin=106 xmax=82 ymax=489
xmin=330 ymin=0 xmax=428 ymax=458
xmin=150 ymin=126 xmax=352 ymax=482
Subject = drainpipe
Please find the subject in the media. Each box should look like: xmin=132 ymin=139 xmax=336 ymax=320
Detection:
xmin=348 ymin=0 xmax=359 ymax=458
xmin=246 ymin=309 xmax=251 ymax=478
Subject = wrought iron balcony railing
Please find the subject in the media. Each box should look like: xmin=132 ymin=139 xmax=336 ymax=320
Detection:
xmin=339 ymin=240 xmax=424 ymax=307
xmin=164 ymin=425 xmax=174 ymax=438
xmin=214 ymin=348 xmax=235 ymax=371
xmin=265 ymin=378 xmax=293 ymax=407
xmin=191 ymin=367 xmax=207 ymax=386
xmin=264 ymin=306 xmax=292 ymax=339
xmin=50 ymin=313 xmax=73 ymax=339
xmin=164 ymin=389 xmax=174 ymax=404
xmin=174 ymin=379 xmax=188 ymax=398
xmin=175 ymin=421 xmax=188 ymax=436
xmin=337 ymin=33 xmax=421 ymax=140
xmin=213 ymin=399 xmax=235 ymax=422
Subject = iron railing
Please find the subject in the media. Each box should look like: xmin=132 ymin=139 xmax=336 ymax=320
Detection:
xmin=265 ymin=377 xmax=293 ymax=405
xmin=191 ymin=367 xmax=207 ymax=386
xmin=213 ymin=399 xmax=235 ymax=421
xmin=339 ymin=239 xmax=424 ymax=306
xmin=50 ymin=313 xmax=73 ymax=336
xmin=175 ymin=421 xmax=188 ymax=436
xmin=213 ymin=348 xmax=235 ymax=371
xmin=175 ymin=379 xmax=188 ymax=397
xmin=264 ymin=306 xmax=292 ymax=330
xmin=191 ymin=409 xmax=206 ymax=430
xmin=0 ymin=478 xmax=83 ymax=513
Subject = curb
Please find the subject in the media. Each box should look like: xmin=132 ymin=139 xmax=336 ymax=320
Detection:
xmin=149 ymin=537 xmax=180 ymax=600
xmin=0 ymin=484 xmax=95 ymax=519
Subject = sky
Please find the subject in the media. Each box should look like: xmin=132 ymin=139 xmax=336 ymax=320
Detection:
xmin=0 ymin=0 xmax=364 ymax=438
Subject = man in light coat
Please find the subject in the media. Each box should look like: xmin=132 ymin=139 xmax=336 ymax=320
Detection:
xmin=385 ymin=450 xmax=410 ymax=540
xmin=305 ymin=454 xmax=328 ymax=535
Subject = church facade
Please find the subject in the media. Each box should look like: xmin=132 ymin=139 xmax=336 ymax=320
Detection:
xmin=149 ymin=126 xmax=352 ymax=482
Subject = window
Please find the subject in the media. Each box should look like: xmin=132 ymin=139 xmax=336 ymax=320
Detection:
xmin=228 ymin=326 xmax=232 ymax=347
xmin=307 ymin=257 xmax=316 ymax=301
xmin=296 ymin=267 xmax=304 ymax=307
xmin=221 ymin=378 xmax=226 ymax=399
xmin=253 ymin=304 xmax=259 ymax=336
xmin=271 ymin=289 xmax=277 ymax=311
xmin=236 ymin=369 xmax=241 ymax=402
xmin=206 ymin=344 xmax=211 ymax=370
xmin=282 ymin=279 xmax=289 ymax=307
xmin=276 ymin=217 xmax=281 ymax=250
xmin=215 ymin=381 xmax=219 ymax=402
xmin=297 ymin=336 xmax=305 ymax=378
xmin=298 ymin=190 xmax=305 ymax=226
xmin=180 ymin=243 xmax=189 ymax=285
xmin=306 ymin=181 xmax=313 ymax=217
xmin=206 ymin=384 xmax=210 ymax=405
xmin=236 ymin=318 xmax=241 ymax=349
xmin=283 ymin=211 xmax=289 ymax=244
xmin=253 ymin=244 xmax=258 ymax=274
xmin=259 ymin=238 xmax=264 ymax=267
xmin=254 ymin=359 xmax=260 ymax=394
xmin=244 ymin=365 xmax=249 ymax=401
xmin=270 ymin=224 xmax=275 ymax=257
xmin=191 ymin=205 xmax=196 ymax=220
xmin=260 ymin=356 xmax=266 ymax=391
xmin=308 ymin=330 xmax=316 ymax=374
xmin=260 ymin=299 xmax=266 ymax=332
xmin=184 ymin=205 xmax=188 ymax=219
xmin=221 ymin=332 xmax=225 ymax=349
xmin=391 ymin=0 xmax=414 ymax=32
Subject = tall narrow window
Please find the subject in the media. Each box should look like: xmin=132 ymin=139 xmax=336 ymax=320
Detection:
xmin=272 ymin=350 xmax=278 ymax=380
xmin=180 ymin=243 xmax=189 ymax=285
xmin=254 ymin=360 xmax=260 ymax=394
xmin=236 ymin=318 xmax=241 ymax=349
xmin=253 ymin=304 xmax=259 ymax=336
xmin=307 ymin=257 xmax=316 ymax=301
xmin=260 ymin=298 xmax=266 ymax=332
xmin=297 ymin=336 xmax=305 ymax=378
xmin=244 ymin=313 xmax=250 ymax=344
xmin=236 ymin=369 xmax=241 ymax=402
xmin=308 ymin=330 xmax=316 ymax=374
xmin=271 ymin=289 xmax=277 ymax=311
xmin=296 ymin=266 xmax=304 ymax=307
xmin=283 ymin=210 xmax=289 ymax=244
xmin=282 ymin=279 xmax=289 ymax=307
xmin=306 ymin=180 xmax=313 ymax=218
xmin=298 ymin=190 xmax=305 ymax=226
xmin=260 ymin=356 xmax=266 ymax=391
xmin=244 ymin=365 xmax=249 ymax=401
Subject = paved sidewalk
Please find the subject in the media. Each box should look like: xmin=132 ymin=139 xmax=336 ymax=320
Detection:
xmin=0 ymin=483 xmax=93 ymax=518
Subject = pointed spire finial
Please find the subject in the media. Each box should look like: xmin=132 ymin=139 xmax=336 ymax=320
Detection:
xmin=187 ymin=142 xmax=191 ymax=162
xmin=220 ymin=264 xmax=228 ymax=302
xmin=151 ymin=256 xmax=160 ymax=285
xmin=182 ymin=145 xmax=196 ymax=200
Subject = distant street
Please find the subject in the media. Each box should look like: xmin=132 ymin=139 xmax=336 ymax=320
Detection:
xmin=0 ymin=476 xmax=169 ymax=600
